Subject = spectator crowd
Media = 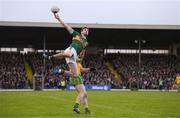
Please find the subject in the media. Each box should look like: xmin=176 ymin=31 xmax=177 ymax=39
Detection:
xmin=0 ymin=52 xmax=179 ymax=90
xmin=108 ymin=54 xmax=180 ymax=89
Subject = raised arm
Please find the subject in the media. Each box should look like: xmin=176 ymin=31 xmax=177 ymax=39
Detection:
xmin=79 ymin=64 xmax=96 ymax=73
xmin=80 ymin=67 xmax=91 ymax=73
xmin=78 ymin=50 xmax=86 ymax=60
xmin=53 ymin=13 xmax=74 ymax=34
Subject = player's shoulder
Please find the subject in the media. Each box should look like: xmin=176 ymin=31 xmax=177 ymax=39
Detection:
xmin=72 ymin=30 xmax=80 ymax=36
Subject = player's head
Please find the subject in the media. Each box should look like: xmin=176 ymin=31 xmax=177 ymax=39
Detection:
xmin=81 ymin=27 xmax=89 ymax=36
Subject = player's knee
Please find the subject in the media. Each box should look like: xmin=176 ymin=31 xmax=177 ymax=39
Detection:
xmin=79 ymin=92 xmax=84 ymax=99
xmin=63 ymin=53 xmax=71 ymax=58
xmin=63 ymin=51 xmax=73 ymax=58
xmin=82 ymin=92 xmax=87 ymax=98
xmin=85 ymin=92 xmax=87 ymax=98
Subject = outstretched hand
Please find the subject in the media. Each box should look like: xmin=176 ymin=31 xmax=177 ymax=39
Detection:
xmin=53 ymin=12 xmax=73 ymax=34
xmin=53 ymin=13 xmax=60 ymax=20
xmin=90 ymin=67 xmax=96 ymax=72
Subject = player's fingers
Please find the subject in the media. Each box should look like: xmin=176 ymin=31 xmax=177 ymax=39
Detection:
xmin=53 ymin=13 xmax=56 ymax=18
xmin=53 ymin=13 xmax=58 ymax=18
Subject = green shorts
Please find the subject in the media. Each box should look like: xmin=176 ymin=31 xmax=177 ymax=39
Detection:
xmin=70 ymin=75 xmax=84 ymax=86
xmin=177 ymin=83 xmax=180 ymax=87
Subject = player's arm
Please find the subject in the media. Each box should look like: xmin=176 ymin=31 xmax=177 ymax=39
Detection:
xmin=80 ymin=64 xmax=96 ymax=73
xmin=80 ymin=67 xmax=90 ymax=73
xmin=79 ymin=50 xmax=86 ymax=60
xmin=53 ymin=13 xmax=74 ymax=34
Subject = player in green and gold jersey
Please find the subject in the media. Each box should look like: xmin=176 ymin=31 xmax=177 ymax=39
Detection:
xmin=49 ymin=13 xmax=89 ymax=81
xmin=70 ymin=57 xmax=95 ymax=114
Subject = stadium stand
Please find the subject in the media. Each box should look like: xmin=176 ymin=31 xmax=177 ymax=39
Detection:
xmin=0 ymin=52 xmax=28 ymax=89
xmin=0 ymin=51 xmax=179 ymax=89
xmin=107 ymin=54 xmax=180 ymax=89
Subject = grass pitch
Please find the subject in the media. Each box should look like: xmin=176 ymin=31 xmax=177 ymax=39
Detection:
xmin=0 ymin=90 xmax=180 ymax=118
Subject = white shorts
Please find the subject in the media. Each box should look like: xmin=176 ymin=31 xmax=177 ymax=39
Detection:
xmin=64 ymin=47 xmax=77 ymax=64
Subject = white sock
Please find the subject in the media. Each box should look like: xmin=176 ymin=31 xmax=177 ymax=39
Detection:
xmin=81 ymin=93 xmax=88 ymax=108
xmin=76 ymin=93 xmax=81 ymax=104
xmin=84 ymin=97 xmax=88 ymax=108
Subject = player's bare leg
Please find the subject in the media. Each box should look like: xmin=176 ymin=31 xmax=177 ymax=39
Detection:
xmin=66 ymin=63 xmax=78 ymax=77
xmin=51 ymin=48 xmax=73 ymax=60
xmin=75 ymin=84 xmax=91 ymax=114
xmin=52 ymin=63 xmax=79 ymax=78
xmin=73 ymin=85 xmax=82 ymax=114
xmin=73 ymin=89 xmax=81 ymax=114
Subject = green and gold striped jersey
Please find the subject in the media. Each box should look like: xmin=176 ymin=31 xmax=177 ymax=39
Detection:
xmin=70 ymin=31 xmax=88 ymax=55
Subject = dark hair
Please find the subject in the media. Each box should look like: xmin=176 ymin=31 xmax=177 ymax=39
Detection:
xmin=81 ymin=27 xmax=89 ymax=32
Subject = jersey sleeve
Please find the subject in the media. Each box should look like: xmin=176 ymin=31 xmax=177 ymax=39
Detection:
xmin=71 ymin=31 xmax=80 ymax=37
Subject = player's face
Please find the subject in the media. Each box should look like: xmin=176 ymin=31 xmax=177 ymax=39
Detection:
xmin=81 ymin=28 xmax=89 ymax=36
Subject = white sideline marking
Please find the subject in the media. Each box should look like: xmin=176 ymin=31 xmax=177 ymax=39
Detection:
xmin=0 ymin=89 xmax=33 ymax=92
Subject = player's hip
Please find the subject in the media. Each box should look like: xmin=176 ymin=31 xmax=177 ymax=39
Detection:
xmin=69 ymin=75 xmax=84 ymax=86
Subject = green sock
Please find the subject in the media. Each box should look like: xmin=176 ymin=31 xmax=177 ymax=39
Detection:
xmin=85 ymin=107 xmax=91 ymax=114
xmin=85 ymin=107 xmax=89 ymax=111
xmin=73 ymin=103 xmax=79 ymax=108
